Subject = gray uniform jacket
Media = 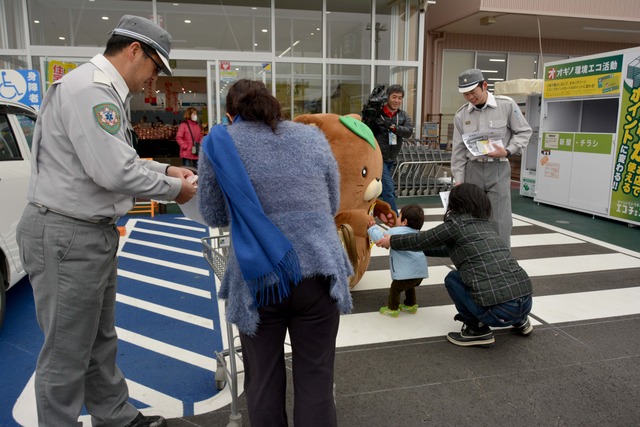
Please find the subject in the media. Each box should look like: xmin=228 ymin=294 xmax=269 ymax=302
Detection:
xmin=27 ymin=54 xmax=181 ymax=222
xmin=451 ymin=92 xmax=532 ymax=183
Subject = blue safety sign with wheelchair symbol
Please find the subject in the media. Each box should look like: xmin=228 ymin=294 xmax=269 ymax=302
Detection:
xmin=0 ymin=69 xmax=41 ymax=109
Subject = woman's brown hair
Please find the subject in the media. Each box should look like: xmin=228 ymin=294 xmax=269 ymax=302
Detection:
xmin=226 ymin=79 xmax=283 ymax=132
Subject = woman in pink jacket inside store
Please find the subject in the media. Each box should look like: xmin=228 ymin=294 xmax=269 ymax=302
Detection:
xmin=176 ymin=107 xmax=202 ymax=168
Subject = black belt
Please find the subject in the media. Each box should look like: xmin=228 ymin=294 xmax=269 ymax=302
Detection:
xmin=33 ymin=203 xmax=119 ymax=225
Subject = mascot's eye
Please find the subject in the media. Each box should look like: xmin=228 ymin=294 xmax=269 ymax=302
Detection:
xmin=361 ymin=166 xmax=368 ymax=178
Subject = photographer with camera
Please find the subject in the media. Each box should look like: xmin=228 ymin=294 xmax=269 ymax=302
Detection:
xmin=362 ymin=84 xmax=413 ymax=213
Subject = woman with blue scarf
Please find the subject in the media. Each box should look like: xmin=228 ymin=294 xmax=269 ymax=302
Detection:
xmin=198 ymin=79 xmax=353 ymax=427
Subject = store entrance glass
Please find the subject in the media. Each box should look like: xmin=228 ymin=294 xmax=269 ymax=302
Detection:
xmin=207 ymin=60 xmax=272 ymax=126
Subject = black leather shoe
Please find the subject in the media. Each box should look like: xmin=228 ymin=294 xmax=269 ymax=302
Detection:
xmin=124 ymin=412 xmax=167 ymax=427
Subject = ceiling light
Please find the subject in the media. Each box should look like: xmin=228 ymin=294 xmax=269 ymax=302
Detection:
xmin=480 ymin=69 xmax=498 ymax=73
xmin=489 ymin=58 xmax=505 ymax=62
xmin=34 ymin=20 xmax=39 ymax=24
xmin=480 ymin=16 xmax=495 ymax=25
xmin=488 ymin=78 xmax=504 ymax=81
xmin=262 ymin=29 xmax=268 ymax=32
xmin=583 ymin=26 xmax=640 ymax=34
xmin=101 ymin=16 xmax=109 ymax=20
xmin=293 ymin=40 xmax=300 ymax=46
xmin=316 ymin=28 xmax=320 ymax=31
xmin=254 ymin=43 xmax=258 ymax=46
xmin=59 ymin=36 xmax=65 ymax=40
xmin=251 ymin=7 xmax=257 ymax=10
xmin=184 ymin=20 xmax=191 ymax=23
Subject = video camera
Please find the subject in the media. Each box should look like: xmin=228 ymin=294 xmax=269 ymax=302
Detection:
xmin=361 ymin=84 xmax=387 ymax=122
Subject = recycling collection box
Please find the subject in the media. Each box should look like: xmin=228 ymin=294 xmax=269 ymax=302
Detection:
xmin=534 ymin=47 xmax=640 ymax=226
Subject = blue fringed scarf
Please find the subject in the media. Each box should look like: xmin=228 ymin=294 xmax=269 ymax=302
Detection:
xmin=201 ymin=120 xmax=302 ymax=307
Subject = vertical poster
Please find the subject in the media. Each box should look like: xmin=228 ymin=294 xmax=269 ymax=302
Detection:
xmin=610 ymin=52 xmax=640 ymax=223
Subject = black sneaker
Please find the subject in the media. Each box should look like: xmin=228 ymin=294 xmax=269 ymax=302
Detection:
xmin=513 ymin=317 xmax=533 ymax=336
xmin=124 ymin=412 xmax=167 ymax=427
xmin=447 ymin=322 xmax=495 ymax=347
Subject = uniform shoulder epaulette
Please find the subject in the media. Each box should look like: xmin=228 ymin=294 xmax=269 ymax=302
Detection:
xmin=494 ymin=95 xmax=512 ymax=101
xmin=93 ymin=70 xmax=111 ymax=86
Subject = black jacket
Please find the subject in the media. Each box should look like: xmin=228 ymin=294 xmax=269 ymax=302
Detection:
xmin=365 ymin=109 xmax=413 ymax=162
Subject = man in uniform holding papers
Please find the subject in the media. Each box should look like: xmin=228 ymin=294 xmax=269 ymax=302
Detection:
xmin=451 ymin=68 xmax=532 ymax=248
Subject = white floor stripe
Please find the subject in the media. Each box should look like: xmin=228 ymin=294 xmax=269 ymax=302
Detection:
xmin=336 ymin=286 xmax=640 ymax=348
xmin=512 ymin=213 xmax=640 ymax=258
xmin=336 ymin=305 xmax=460 ymax=348
xmin=117 ymin=269 xmax=212 ymax=299
xmin=362 ymin=252 xmax=640 ymax=289
xmin=125 ymin=238 xmax=203 ymax=257
xmin=118 ymin=252 xmax=210 ymax=275
xmin=136 ymin=218 xmax=208 ymax=232
xmin=116 ymin=327 xmax=216 ymax=372
xmin=519 ymin=253 xmax=640 ymax=277
xmin=370 ymin=230 xmax=579 ymax=258
xmin=132 ymin=227 xmax=203 ymax=243
xmin=531 ymin=287 xmax=640 ymax=323
xmin=511 ymin=232 xmax=584 ymax=248
xmin=116 ymin=294 xmax=214 ymax=329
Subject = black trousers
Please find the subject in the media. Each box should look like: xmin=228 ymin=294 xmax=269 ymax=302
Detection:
xmin=239 ymin=276 xmax=340 ymax=427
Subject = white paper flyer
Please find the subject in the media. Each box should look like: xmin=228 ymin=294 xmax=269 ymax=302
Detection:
xmin=461 ymin=130 xmax=505 ymax=156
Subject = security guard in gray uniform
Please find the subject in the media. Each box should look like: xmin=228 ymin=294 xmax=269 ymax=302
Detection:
xmin=17 ymin=15 xmax=196 ymax=427
xmin=451 ymin=68 xmax=532 ymax=248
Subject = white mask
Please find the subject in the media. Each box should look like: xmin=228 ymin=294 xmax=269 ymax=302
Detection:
xmin=191 ymin=114 xmax=198 ymax=122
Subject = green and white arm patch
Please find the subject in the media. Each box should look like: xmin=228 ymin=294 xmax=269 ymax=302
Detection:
xmin=93 ymin=103 xmax=121 ymax=134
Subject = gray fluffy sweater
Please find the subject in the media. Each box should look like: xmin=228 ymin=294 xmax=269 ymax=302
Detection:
xmin=198 ymin=120 xmax=353 ymax=335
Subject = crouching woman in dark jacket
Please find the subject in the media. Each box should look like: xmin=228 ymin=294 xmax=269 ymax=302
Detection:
xmin=375 ymin=183 xmax=533 ymax=347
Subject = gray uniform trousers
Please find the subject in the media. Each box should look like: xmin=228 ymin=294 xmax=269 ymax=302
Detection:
xmin=17 ymin=203 xmax=138 ymax=427
xmin=465 ymin=160 xmax=512 ymax=248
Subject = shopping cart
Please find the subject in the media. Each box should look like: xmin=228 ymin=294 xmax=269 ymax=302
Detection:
xmin=202 ymin=233 xmax=243 ymax=427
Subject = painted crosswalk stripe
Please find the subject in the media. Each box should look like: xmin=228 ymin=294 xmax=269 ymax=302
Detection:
xmin=116 ymin=327 xmax=217 ymax=372
xmin=336 ymin=286 xmax=640 ymax=348
xmin=118 ymin=252 xmax=210 ymax=275
xmin=136 ymin=218 xmax=208 ymax=232
xmin=125 ymin=238 xmax=204 ymax=257
xmin=117 ymin=269 xmax=212 ymax=298
xmin=116 ymin=294 xmax=214 ymax=329
xmin=131 ymin=227 xmax=204 ymax=243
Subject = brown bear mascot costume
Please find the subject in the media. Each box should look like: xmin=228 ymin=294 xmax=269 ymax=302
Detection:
xmin=294 ymin=114 xmax=397 ymax=288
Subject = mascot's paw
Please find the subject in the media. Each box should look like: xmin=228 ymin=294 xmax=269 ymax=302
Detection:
xmin=379 ymin=212 xmax=396 ymax=226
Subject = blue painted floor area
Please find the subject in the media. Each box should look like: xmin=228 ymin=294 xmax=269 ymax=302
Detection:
xmin=0 ymin=275 xmax=41 ymax=420
xmin=0 ymin=214 xmax=222 ymax=425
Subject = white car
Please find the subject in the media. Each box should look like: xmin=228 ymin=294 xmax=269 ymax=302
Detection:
xmin=0 ymin=99 xmax=37 ymax=328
